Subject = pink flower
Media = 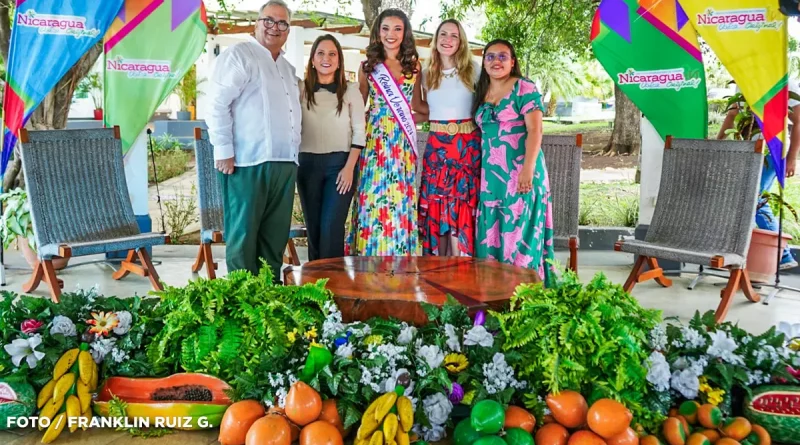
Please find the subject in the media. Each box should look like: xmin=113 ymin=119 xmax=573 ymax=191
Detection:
xmin=482 ymin=220 xmax=502 ymax=249
xmin=514 ymin=253 xmax=534 ymax=268
xmin=499 ymin=119 xmax=525 ymax=134
xmin=499 ymin=133 xmax=524 ymax=148
xmin=508 ymin=197 xmax=526 ymax=224
xmin=21 ymin=319 xmax=44 ymax=334
xmin=487 ymin=140 xmax=508 ymax=173
xmin=518 ymin=80 xmax=538 ymax=96
xmin=503 ymin=226 xmax=524 ymax=262
xmin=497 ymin=103 xmax=518 ymax=121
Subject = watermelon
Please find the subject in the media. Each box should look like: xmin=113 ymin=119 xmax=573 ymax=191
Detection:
xmin=0 ymin=378 xmax=35 ymax=430
xmin=744 ymin=385 xmax=800 ymax=444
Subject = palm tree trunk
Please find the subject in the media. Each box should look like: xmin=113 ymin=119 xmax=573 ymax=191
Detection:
xmin=546 ymin=94 xmax=558 ymax=117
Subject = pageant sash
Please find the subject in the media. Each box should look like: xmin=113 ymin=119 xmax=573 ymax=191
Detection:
xmin=370 ymin=62 xmax=417 ymax=156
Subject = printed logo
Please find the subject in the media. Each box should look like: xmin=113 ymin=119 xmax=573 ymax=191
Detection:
xmin=696 ymin=8 xmax=783 ymax=32
xmin=16 ymin=10 xmax=99 ymax=38
xmin=618 ymin=68 xmax=702 ymax=91
xmin=106 ymin=57 xmax=174 ymax=79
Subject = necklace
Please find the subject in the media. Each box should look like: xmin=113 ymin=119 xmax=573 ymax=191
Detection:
xmin=442 ymin=68 xmax=458 ymax=79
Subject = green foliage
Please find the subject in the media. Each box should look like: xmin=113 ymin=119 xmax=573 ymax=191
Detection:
xmin=491 ymin=269 xmax=662 ymax=430
xmin=146 ymin=263 xmax=333 ymax=395
xmin=0 ymin=187 xmax=34 ymax=251
xmin=0 ymin=290 xmax=162 ymax=388
xmin=76 ymin=72 xmax=103 ymax=109
xmin=148 ymin=147 xmax=191 ymax=185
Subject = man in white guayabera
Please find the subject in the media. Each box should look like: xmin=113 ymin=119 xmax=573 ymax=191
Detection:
xmin=206 ymin=0 xmax=301 ymax=282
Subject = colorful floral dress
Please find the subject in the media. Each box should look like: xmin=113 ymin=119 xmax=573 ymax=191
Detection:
xmin=346 ymin=69 xmax=420 ymax=256
xmin=474 ymin=78 xmax=555 ymax=286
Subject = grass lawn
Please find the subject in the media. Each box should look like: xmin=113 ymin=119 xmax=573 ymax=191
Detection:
xmin=543 ymin=120 xmax=610 ymax=135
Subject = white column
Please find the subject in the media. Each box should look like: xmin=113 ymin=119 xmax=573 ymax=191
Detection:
xmin=638 ymin=117 xmax=665 ymax=226
xmin=284 ymin=26 xmax=306 ymax=80
xmin=195 ymin=35 xmax=218 ymax=121
xmin=123 ymin=129 xmax=149 ymax=217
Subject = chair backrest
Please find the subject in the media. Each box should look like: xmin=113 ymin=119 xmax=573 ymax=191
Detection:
xmin=193 ymin=129 xmax=224 ymax=237
xmin=645 ymin=137 xmax=763 ymax=257
xmin=20 ymin=127 xmax=140 ymax=250
xmin=541 ymin=135 xmax=582 ymax=242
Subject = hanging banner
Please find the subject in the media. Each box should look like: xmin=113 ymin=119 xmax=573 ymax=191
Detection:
xmin=679 ymin=0 xmax=788 ymax=187
xmin=1 ymin=0 xmax=123 ymax=179
xmin=104 ymin=0 xmax=208 ymax=153
xmin=591 ymin=0 xmax=708 ymax=140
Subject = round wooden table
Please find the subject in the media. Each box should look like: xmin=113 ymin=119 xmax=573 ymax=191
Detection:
xmin=284 ymin=256 xmax=541 ymax=325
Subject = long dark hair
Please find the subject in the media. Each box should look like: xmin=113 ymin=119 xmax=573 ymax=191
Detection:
xmin=304 ymin=34 xmax=347 ymax=115
xmin=362 ymin=8 xmax=418 ymax=78
xmin=472 ymin=39 xmax=523 ymax=116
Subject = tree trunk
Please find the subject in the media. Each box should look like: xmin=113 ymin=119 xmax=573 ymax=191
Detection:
xmin=2 ymin=43 xmax=102 ymax=191
xmin=603 ymin=85 xmax=641 ymax=156
xmin=546 ymin=94 xmax=558 ymax=117
xmin=362 ymin=0 xmax=383 ymax=29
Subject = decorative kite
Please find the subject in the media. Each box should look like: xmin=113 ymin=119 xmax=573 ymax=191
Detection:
xmin=1 ymin=0 xmax=123 ymax=182
xmin=591 ymin=0 xmax=708 ymax=140
xmin=104 ymin=0 xmax=208 ymax=153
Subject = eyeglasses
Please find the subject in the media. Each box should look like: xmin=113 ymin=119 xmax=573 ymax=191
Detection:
xmin=484 ymin=53 xmax=511 ymax=63
xmin=258 ymin=17 xmax=290 ymax=32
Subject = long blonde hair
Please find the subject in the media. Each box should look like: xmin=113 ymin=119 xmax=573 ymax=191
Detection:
xmin=425 ymin=19 xmax=475 ymax=92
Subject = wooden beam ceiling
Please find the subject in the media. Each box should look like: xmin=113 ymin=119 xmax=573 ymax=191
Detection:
xmin=321 ymin=24 xmax=363 ymax=35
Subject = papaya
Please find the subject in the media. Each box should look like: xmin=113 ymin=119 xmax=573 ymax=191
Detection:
xmin=720 ymin=418 xmax=752 ymax=441
xmin=679 ymin=402 xmax=701 ymax=425
xmin=92 ymin=373 xmax=232 ymax=430
xmin=686 ymin=434 xmax=711 ymax=445
xmin=641 ymin=436 xmax=664 ymax=445
xmin=697 ymin=405 xmax=723 ymax=429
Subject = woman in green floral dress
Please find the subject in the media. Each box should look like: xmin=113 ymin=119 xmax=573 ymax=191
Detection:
xmin=472 ymin=39 xmax=555 ymax=286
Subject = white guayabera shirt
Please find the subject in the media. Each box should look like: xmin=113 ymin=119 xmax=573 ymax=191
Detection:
xmin=207 ymin=36 xmax=302 ymax=166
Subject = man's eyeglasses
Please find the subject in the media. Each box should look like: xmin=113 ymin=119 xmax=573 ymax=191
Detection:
xmin=485 ymin=53 xmax=511 ymax=63
xmin=258 ymin=17 xmax=290 ymax=32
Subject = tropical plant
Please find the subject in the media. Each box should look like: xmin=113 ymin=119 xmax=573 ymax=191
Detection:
xmin=174 ymin=66 xmax=205 ymax=112
xmin=0 ymin=187 xmax=34 ymax=251
xmin=77 ymin=72 xmax=103 ymax=110
xmin=146 ymin=264 xmax=333 ymax=387
xmin=491 ymin=268 xmax=664 ymax=432
xmin=528 ymin=53 xmax=585 ymax=117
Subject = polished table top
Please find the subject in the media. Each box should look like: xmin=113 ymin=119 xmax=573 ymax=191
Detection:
xmin=284 ymin=256 xmax=542 ymax=324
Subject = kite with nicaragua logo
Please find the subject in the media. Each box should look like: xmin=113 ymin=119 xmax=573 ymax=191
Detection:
xmin=678 ymin=0 xmax=789 ymax=187
xmin=0 ymin=378 xmax=36 ymax=429
xmin=591 ymin=0 xmax=708 ymax=139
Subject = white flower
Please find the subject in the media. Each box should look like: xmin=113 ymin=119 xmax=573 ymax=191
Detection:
xmin=707 ymin=331 xmax=745 ymax=366
xmin=335 ymin=343 xmax=354 ymax=359
xmin=3 ymin=334 xmax=45 ymax=368
xmin=90 ymin=338 xmax=117 ymax=364
xmin=464 ymin=325 xmax=493 ymax=348
xmin=444 ymin=324 xmax=461 ymax=352
xmin=415 ymin=423 xmax=447 ymax=442
xmin=110 ymin=347 xmax=129 ymax=364
xmin=649 ymin=325 xmax=668 ymax=350
xmin=754 ymin=345 xmax=781 ymax=367
xmin=112 ymin=311 xmax=132 ymax=335
xmin=322 ymin=302 xmax=345 ymax=340
xmin=397 ymin=323 xmax=417 ymax=346
xmin=747 ymin=370 xmax=768 ymax=386
xmin=423 ymin=393 xmax=453 ymax=426
xmin=778 ymin=321 xmax=800 ymax=344
xmin=646 ymin=351 xmax=671 ymax=392
xmin=49 ymin=316 xmax=77 ymax=337
xmin=350 ymin=324 xmax=371 ymax=338
xmin=681 ymin=327 xmax=707 ymax=349
xmin=483 ymin=353 xmax=526 ymax=394
xmin=417 ymin=345 xmax=444 ymax=371
xmin=670 ymin=368 xmax=700 ymax=399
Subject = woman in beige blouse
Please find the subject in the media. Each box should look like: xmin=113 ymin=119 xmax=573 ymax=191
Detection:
xmin=299 ymin=34 xmax=367 ymax=260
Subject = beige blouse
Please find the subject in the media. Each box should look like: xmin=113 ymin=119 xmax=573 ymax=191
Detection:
xmin=299 ymin=81 xmax=366 ymax=154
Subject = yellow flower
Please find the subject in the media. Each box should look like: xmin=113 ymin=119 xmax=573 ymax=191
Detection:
xmin=461 ymin=390 xmax=476 ymax=405
xmin=363 ymin=335 xmax=383 ymax=346
xmin=790 ymin=339 xmax=800 ymax=351
xmin=287 ymin=329 xmax=298 ymax=344
xmin=310 ymin=340 xmax=323 ymax=348
xmin=444 ymin=353 xmax=469 ymax=374
xmin=304 ymin=327 xmax=318 ymax=340
xmin=87 ymin=312 xmax=119 ymax=337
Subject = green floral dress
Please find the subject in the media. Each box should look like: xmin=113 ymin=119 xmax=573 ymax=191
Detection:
xmin=474 ymin=78 xmax=555 ymax=286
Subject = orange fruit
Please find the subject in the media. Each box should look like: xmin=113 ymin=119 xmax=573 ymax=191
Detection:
xmin=568 ymin=430 xmax=608 ymax=445
xmin=219 ymin=400 xmax=266 ymax=445
xmin=720 ymin=418 xmax=751 ymax=441
xmin=284 ymin=381 xmax=323 ymax=426
xmin=536 ymin=423 xmax=570 ymax=445
xmin=299 ymin=420 xmax=343 ymax=445
xmin=546 ymin=390 xmax=589 ymax=429
xmin=587 ymin=399 xmax=633 ymax=439
xmin=607 ymin=427 xmax=639 ymax=445
xmin=697 ymin=405 xmax=723 ymax=429
xmin=663 ymin=417 xmax=688 ymax=445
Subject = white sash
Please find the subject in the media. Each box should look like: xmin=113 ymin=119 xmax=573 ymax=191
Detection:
xmin=370 ymin=63 xmax=417 ymax=156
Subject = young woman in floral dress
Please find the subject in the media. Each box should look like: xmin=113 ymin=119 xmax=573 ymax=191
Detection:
xmin=418 ymin=19 xmax=481 ymax=256
xmin=346 ymin=9 xmax=424 ymax=256
xmin=473 ymin=39 xmax=555 ymax=286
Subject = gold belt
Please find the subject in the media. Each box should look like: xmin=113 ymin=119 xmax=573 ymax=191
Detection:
xmin=429 ymin=121 xmax=477 ymax=136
